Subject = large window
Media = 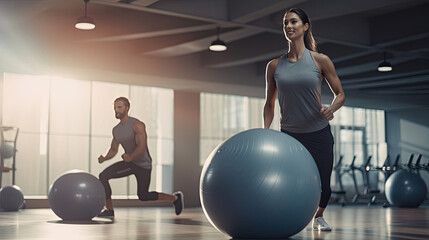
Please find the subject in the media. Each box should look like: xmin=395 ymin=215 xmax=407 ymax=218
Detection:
xmin=330 ymin=106 xmax=387 ymax=188
xmin=330 ymin=107 xmax=386 ymax=166
xmin=200 ymin=93 xmax=280 ymax=165
xmin=1 ymin=73 xmax=174 ymax=198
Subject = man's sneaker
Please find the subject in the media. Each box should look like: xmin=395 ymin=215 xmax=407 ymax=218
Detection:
xmin=313 ymin=217 xmax=332 ymax=231
xmin=97 ymin=209 xmax=114 ymax=219
xmin=173 ymin=191 xmax=184 ymax=215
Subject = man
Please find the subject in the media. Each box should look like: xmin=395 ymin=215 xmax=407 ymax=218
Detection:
xmin=97 ymin=97 xmax=183 ymax=218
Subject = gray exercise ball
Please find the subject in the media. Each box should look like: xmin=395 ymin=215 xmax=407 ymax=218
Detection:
xmin=200 ymin=128 xmax=321 ymax=239
xmin=0 ymin=185 xmax=24 ymax=211
xmin=385 ymin=170 xmax=427 ymax=208
xmin=48 ymin=170 xmax=105 ymax=220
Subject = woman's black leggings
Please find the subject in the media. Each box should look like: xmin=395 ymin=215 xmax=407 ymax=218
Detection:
xmin=99 ymin=161 xmax=158 ymax=201
xmin=282 ymin=125 xmax=334 ymax=208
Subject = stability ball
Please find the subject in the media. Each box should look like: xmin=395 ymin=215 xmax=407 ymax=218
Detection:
xmin=0 ymin=142 xmax=15 ymax=159
xmin=385 ymin=170 xmax=427 ymax=207
xmin=200 ymin=128 xmax=321 ymax=239
xmin=48 ymin=170 xmax=105 ymax=220
xmin=0 ymin=185 xmax=24 ymax=211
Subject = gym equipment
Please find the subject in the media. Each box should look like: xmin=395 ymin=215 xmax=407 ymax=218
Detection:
xmin=331 ymin=155 xmax=346 ymax=206
xmin=361 ymin=156 xmax=381 ymax=205
xmin=200 ymin=129 xmax=321 ymax=239
xmin=385 ymin=170 xmax=427 ymax=208
xmin=341 ymin=156 xmax=361 ymax=203
xmin=410 ymin=154 xmax=424 ymax=174
xmin=0 ymin=142 xmax=14 ymax=159
xmin=0 ymin=185 xmax=24 ymax=211
xmin=341 ymin=155 xmax=381 ymax=205
xmin=391 ymin=153 xmax=414 ymax=173
xmin=0 ymin=126 xmax=19 ymax=188
xmin=48 ymin=170 xmax=105 ymax=220
xmin=405 ymin=154 xmax=415 ymax=169
xmin=391 ymin=154 xmax=402 ymax=172
xmin=377 ymin=154 xmax=396 ymax=180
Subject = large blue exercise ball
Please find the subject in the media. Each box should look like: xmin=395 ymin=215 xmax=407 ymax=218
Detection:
xmin=0 ymin=185 xmax=24 ymax=211
xmin=385 ymin=170 xmax=427 ymax=208
xmin=48 ymin=170 xmax=105 ymax=220
xmin=200 ymin=128 xmax=321 ymax=239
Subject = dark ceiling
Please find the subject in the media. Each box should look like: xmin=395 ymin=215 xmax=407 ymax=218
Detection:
xmin=1 ymin=0 xmax=429 ymax=110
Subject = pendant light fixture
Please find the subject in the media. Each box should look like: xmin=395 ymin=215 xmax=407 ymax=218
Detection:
xmin=209 ymin=27 xmax=227 ymax=52
xmin=75 ymin=0 xmax=95 ymax=30
xmin=378 ymin=51 xmax=392 ymax=72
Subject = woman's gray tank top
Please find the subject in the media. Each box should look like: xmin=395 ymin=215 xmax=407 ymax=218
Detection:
xmin=274 ymin=48 xmax=328 ymax=133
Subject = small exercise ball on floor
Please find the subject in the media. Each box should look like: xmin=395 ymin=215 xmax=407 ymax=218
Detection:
xmin=48 ymin=170 xmax=105 ymax=220
xmin=200 ymin=128 xmax=321 ymax=239
xmin=0 ymin=185 xmax=24 ymax=211
xmin=0 ymin=142 xmax=15 ymax=159
xmin=385 ymin=170 xmax=427 ymax=208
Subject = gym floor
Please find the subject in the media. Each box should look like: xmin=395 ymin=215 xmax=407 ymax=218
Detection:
xmin=0 ymin=205 xmax=428 ymax=240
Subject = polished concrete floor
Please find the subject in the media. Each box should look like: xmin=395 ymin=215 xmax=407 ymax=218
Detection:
xmin=0 ymin=204 xmax=428 ymax=240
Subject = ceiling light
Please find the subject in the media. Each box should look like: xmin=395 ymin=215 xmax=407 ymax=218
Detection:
xmin=378 ymin=51 xmax=392 ymax=72
xmin=209 ymin=27 xmax=227 ymax=52
xmin=75 ymin=0 xmax=95 ymax=30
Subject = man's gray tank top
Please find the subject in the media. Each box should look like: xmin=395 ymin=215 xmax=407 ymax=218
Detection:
xmin=113 ymin=117 xmax=152 ymax=169
xmin=274 ymin=48 xmax=328 ymax=133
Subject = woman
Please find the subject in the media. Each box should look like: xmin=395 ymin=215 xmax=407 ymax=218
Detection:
xmin=263 ymin=8 xmax=345 ymax=231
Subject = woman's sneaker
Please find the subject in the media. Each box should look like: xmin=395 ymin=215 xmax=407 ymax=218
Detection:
xmin=173 ymin=191 xmax=184 ymax=215
xmin=312 ymin=217 xmax=332 ymax=231
xmin=97 ymin=209 xmax=115 ymax=219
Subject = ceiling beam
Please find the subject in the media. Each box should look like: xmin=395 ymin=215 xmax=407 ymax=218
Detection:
xmin=228 ymin=0 xmax=307 ymax=23
xmin=332 ymin=32 xmax=429 ymax=64
xmin=342 ymin=69 xmax=429 ymax=85
xmin=337 ymin=56 xmax=417 ymax=76
xmin=85 ymin=24 xmax=217 ymax=42
xmin=295 ymin=0 xmax=419 ymax=21
xmin=343 ymin=75 xmax=429 ymax=90
xmin=93 ymin=0 xmax=231 ymax=25
xmin=205 ymin=50 xmax=285 ymax=69
xmin=142 ymin=0 xmax=229 ymax=21
xmin=144 ymin=28 xmax=262 ymax=57
xmin=202 ymin=33 xmax=286 ymax=68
